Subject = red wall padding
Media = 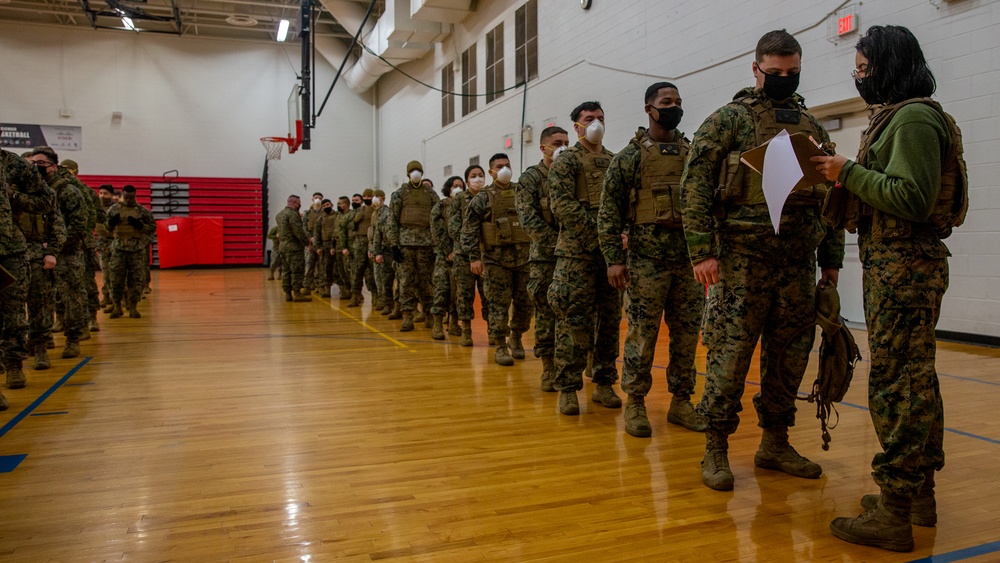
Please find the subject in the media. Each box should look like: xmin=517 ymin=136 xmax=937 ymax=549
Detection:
xmin=78 ymin=175 xmax=263 ymax=266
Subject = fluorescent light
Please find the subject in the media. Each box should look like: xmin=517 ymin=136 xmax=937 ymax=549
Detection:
xmin=121 ymin=16 xmax=136 ymax=30
xmin=276 ymin=19 xmax=289 ymax=42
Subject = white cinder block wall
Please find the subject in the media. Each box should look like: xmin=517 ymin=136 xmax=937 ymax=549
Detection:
xmin=375 ymin=0 xmax=1000 ymax=340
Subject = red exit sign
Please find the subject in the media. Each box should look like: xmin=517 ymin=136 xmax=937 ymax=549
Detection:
xmin=838 ymin=13 xmax=858 ymax=36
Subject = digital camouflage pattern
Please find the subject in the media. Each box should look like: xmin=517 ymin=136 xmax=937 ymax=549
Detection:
xmin=22 ymin=201 xmax=66 ymax=350
xmin=389 ymin=183 xmax=438 ymax=314
xmin=106 ymin=201 xmax=156 ymax=308
xmin=430 ymin=198 xmax=455 ymax=318
xmin=302 ymin=206 xmax=323 ymax=289
xmin=276 ymin=205 xmax=310 ymax=293
xmin=341 ymin=205 xmax=377 ymax=299
xmin=516 ymin=160 xmax=558 ymax=359
xmin=598 ymin=129 xmax=704 ymax=399
xmin=372 ymin=204 xmax=397 ymax=306
xmin=448 ymin=192 xmax=487 ymax=322
xmin=47 ymin=168 xmax=91 ymax=341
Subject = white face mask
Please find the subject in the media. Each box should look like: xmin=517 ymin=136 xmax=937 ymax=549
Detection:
xmin=372 ymin=196 xmax=381 ymax=206
xmin=582 ymin=119 xmax=605 ymax=144
xmin=409 ymin=170 xmax=423 ymax=183
xmin=468 ymin=176 xmax=485 ymax=190
xmin=496 ymin=166 xmax=513 ymax=184
xmin=552 ymin=146 xmax=567 ymax=160
xmin=312 ymin=198 xmax=322 ymax=207
xmin=451 ymin=187 xmax=464 ymax=197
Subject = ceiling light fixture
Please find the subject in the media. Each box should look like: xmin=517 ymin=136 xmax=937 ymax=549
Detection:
xmin=276 ymin=19 xmax=290 ymax=42
xmin=121 ymin=16 xmax=136 ymax=31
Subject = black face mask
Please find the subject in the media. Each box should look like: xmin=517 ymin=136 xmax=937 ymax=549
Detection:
xmin=323 ymin=207 xmax=333 ymax=214
xmin=36 ymin=164 xmax=49 ymax=175
xmin=651 ymin=106 xmax=683 ymax=132
xmin=351 ymin=202 xmax=361 ymax=210
xmin=855 ymin=77 xmax=881 ymax=105
xmin=363 ymin=198 xmax=372 ymax=206
xmin=762 ymin=71 xmax=800 ymax=101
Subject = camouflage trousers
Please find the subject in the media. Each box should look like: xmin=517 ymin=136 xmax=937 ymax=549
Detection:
xmin=304 ymin=246 xmax=318 ymax=289
xmin=280 ymin=245 xmax=306 ymax=293
xmin=861 ymin=235 xmax=948 ymax=498
xmin=0 ymin=253 xmax=29 ymax=366
xmin=269 ymin=246 xmax=283 ymax=275
xmin=376 ymin=256 xmax=398 ymax=306
xmin=316 ymin=247 xmax=340 ymax=291
xmin=484 ymin=262 xmax=533 ymax=343
xmin=430 ymin=254 xmax=457 ymax=318
xmin=696 ymin=251 xmax=816 ymax=435
xmin=528 ymin=261 xmax=556 ymax=358
xmin=397 ymin=246 xmax=434 ymax=313
xmin=98 ymin=237 xmax=112 ymax=301
xmin=26 ymin=257 xmax=57 ymax=349
xmin=548 ymin=252 xmax=622 ymax=391
xmin=350 ymin=237 xmax=377 ymax=298
xmin=56 ymin=250 xmax=88 ymax=342
xmin=452 ymin=254 xmax=488 ymax=322
xmin=84 ymin=244 xmax=100 ymax=317
xmin=621 ymin=254 xmax=705 ymax=398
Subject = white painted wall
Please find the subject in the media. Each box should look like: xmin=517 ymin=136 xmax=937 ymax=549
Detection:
xmin=375 ymin=0 xmax=1000 ymax=338
xmin=0 ymin=22 xmax=376 ymax=245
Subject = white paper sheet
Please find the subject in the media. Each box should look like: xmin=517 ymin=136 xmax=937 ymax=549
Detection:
xmin=761 ymin=129 xmax=803 ymax=234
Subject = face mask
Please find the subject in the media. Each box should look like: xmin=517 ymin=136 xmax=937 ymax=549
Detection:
xmin=372 ymin=196 xmax=382 ymax=206
xmin=351 ymin=201 xmax=361 ymax=210
xmin=363 ymin=198 xmax=372 ymax=206
xmin=651 ymin=106 xmax=683 ymax=131
xmin=313 ymin=197 xmax=322 ymax=204
xmin=36 ymin=164 xmax=49 ymax=175
xmin=496 ymin=166 xmax=513 ymax=184
xmin=409 ymin=170 xmax=423 ymax=183
xmin=468 ymin=176 xmax=485 ymax=190
xmin=552 ymin=146 xmax=567 ymax=161
xmin=855 ymin=77 xmax=880 ymax=105
xmin=762 ymin=71 xmax=800 ymax=101
xmin=100 ymin=197 xmax=113 ymax=205
xmin=451 ymin=187 xmax=463 ymax=197
xmin=577 ymin=120 xmax=605 ymax=144
xmin=323 ymin=207 xmax=333 ymax=214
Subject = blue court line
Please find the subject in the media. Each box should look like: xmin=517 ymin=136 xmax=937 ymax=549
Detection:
xmin=30 ymin=411 xmax=69 ymax=417
xmin=908 ymin=539 xmax=1000 ymax=563
xmin=0 ymin=357 xmax=91 ymax=439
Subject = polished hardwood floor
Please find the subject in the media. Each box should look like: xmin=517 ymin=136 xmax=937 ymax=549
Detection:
xmin=1 ymin=268 xmax=998 ymax=562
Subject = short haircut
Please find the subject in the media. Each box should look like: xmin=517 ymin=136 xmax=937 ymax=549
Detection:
xmin=445 ymin=176 xmax=464 ymax=191
xmin=489 ymin=153 xmax=510 ymax=168
xmin=464 ymin=164 xmax=485 ymax=181
xmin=756 ymin=30 xmax=801 ymax=62
xmin=312 ymin=192 xmax=323 ymax=198
xmin=352 ymin=193 xmax=362 ymax=199
xmin=30 ymin=146 xmax=59 ymax=163
xmin=570 ymin=101 xmax=603 ymax=123
xmin=856 ymin=25 xmax=936 ymax=104
xmin=99 ymin=184 xmax=115 ymax=194
xmin=123 ymin=185 xmax=137 ymax=194
xmin=338 ymin=196 xmax=350 ymax=202
xmin=422 ymin=178 xmax=434 ymax=188
xmin=321 ymin=199 xmax=332 ymax=205
xmin=644 ymin=82 xmax=679 ymax=104
xmin=539 ymin=126 xmax=568 ymax=144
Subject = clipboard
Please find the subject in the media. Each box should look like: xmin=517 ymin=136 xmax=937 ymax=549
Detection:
xmin=740 ymin=131 xmax=829 ymax=192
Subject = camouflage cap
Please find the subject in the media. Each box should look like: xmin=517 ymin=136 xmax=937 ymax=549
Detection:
xmin=373 ymin=189 xmax=385 ymax=198
xmin=61 ymin=159 xmax=79 ymax=174
xmin=362 ymin=188 xmax=375 ymax=197
xmin=815 ymin=283 xmax=842 ymax=334
xmin=406 ymin=160 xmax=423 ymax=174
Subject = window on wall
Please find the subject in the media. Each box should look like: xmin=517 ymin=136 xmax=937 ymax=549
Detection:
xmin=485 ymin=23 xmax=504 ymax=104
xmin=441 ymin=62 xmax=455 ymax=127
xmin=461 ymin=44 xmax=477 ymax=117
xmin=515 ymin=0 xmax=538 ymax=85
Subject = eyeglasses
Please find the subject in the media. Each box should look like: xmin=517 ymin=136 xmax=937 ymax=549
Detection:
xmin=34 ymin=160 xmax=54 ymax=167
xmin=851 ymin=67 xmax=868 ymax=80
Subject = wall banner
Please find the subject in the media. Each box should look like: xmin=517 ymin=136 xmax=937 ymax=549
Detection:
xmin=0 ymin=123 xmax=82 ymax=151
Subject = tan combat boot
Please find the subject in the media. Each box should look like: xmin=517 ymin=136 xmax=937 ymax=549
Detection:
xmin=831 ymin=492 xmax=914 ymax=552
xmin=103 ymin=301 xmax=115 ymax=314
xmin=6 ymin=362 xmax=26 ymax=389
xmin=494 ymin=337 xmax=514 ymax=366
xmin=109 ymin=302 xmax=124 ymax=319
xmin=52 ymin=318 xmax=64 ymax=333
xmin=387 ymin=302 xmax=402 ymax=320
xmin=62 ymin=340 xmax=80 ymax=359
xmin=448 ymin=316 xmax=462 ymax=336
xmin=292 ymin=290 xmax=312 ymax=303
xmin=34 ymin=343 xmax=51 ymax=371
xmin=128 ymin=303 xmax=142 ymax=318
xmin=0 ymin=390 xmax=8 ymax=411
xmin=459 ymin=321 xmax=473 ymax=346
xmin=702 ymin=431 xmax=734 ymax=490
xmin=339 ymin=289 xmax=352 ymax=301
xmin=89 ymin=316 xmax=100 ymax=332
xmin=400 ymin=312 xmax=415 ymax=332
xmin=347 ymin=293 xmax=362 ymax=307
xmin=79 ymin=326 xmax=91 ymax=341
xmin=754 ymin=426 xmax=822 ymax=478
xmin=540 ymin=355 xmax=556 ymax=392
xmin=591 ymin=384 xmax=622 ymax=408
xmin=381 ymin=301 xmax=393 ymax=316
xmin=558 ymin=389 xmax=579 ymax=415
xmin=624 ymin=395 xmax=652 ymax=438
xmin=431 ymin=316 xmax=445 ymax=340
xmin=285 ymin=291 xmax=294 ymax=302
xmin=300 ymin=288 xmax=311 ymax=297
xmin=861 ymin=470 xmax=937 ymax=526
xmin=413 ymin=309 xmax=426 ymax=324
xmin=266 ymin=272 xmax=274 ymax=280
xmin=509 ymin=332 xmax=525 ymax=360
xmin=667 ymin=395 xmax=707 ymax=432
xmin=373 ymin=296 xmax=384 ymax=311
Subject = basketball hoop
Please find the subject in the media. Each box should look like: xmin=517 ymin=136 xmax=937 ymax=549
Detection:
xmin=261 ymin=137 xmax=291 ymax=160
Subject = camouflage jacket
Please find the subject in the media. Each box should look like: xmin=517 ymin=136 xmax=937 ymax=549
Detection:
xmin=371 ymin=204 xmax=392 ymax=257
xmin=430 ymin=198 xmax=453 ymax=257
xmin=276 ymin=206 xmax=310 ymax=250
xmin=20 ymin=199 xmax=67 ymax=262
xmin=548 ymin=142 xmax=617 ymax=259
xmin=598 ymin=128 xmax=690 ymax=265
xmin=267 ymin=225 xmax=281 ymax=252
xmin=1 ymin=150 xmax=60 ymax=258
xmin=388 ymin=182 xmax=438 ymax=247
xmin=302 ymin=207 xmax=323 ymax=242
xmin=461 ymin=183 xmax=530 ymax=268
xmin=515 ymin=159 xmax=558 ymax=263
xmin=45 ymin=167 xmax=90 ymax=254
xmin=82 ymin=185 xmax=105 ymax=250
xmin=681 ymin=87 xmax=844 ymax=268
xmin=313 ymin=211 xmax=344 ymax=251
xmin=106 ymin=201 xmax=156 ymax=252
xmin=447 ymin=190 xmax=475 ymax=258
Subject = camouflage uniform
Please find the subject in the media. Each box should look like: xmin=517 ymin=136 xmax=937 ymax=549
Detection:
xmin=98 ymin=197 xmax=114 ymax=302
xmin=461 ymin=183 xmax=533 ymax=345
xmin=106 ymin=199 xmax=157 ymax=309
xmin=388 ymin=182 xmax=439 ymax=315
xmin=516 ymin=159 xmax=558 ymax=359
xmin=598 ymin=128 xmax=705 ymax=401
xmin=681 ymin=87 xmax=844 ymax=436
xmin=371 ymin=204 xmax=397 ymax=308
xmin=82 ymin=185 xmax=103 ymax=318
xmin=547 ymin=142 xmax=623 ymax=392
xmin=275 ymin=205 xmax=310 ymax=294
xmin=448 ymin=192 xmax=488 ymax=323
xmin=341 ymin=205 xmax=378 ymax=301
xmin=430 ymin=197 xmax=457 ymax=319
xmin=45 ymin=167 xmax=90 ymax=344
xmin=18 ymin=194 xmax=66 ymax=352
xmin=302 ymin=205 xmax=323 ymax=290
xmin=313 ymin=209 xmax=344 ymax=294
xmin=267 ymin=226 xmax=282 ymax=277
xmin=1 ymin=150 xmax=57 ymax=382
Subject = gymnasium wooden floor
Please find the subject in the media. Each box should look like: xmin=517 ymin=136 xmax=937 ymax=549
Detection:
xmin=1 ymin=268 xmax=998 ymax=562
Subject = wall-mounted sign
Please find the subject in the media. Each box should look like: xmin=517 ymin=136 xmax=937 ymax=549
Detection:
xmin=0 ymin=123 xmax=82 ymax=151
xmin=837 ymin=13 xmax=858 ymax=36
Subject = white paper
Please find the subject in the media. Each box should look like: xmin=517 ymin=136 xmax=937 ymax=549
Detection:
xmin=761 ymin=129 xmax=803 ymax=234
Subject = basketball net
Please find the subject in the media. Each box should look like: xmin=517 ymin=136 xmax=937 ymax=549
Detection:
xmin=260 ymin=137 xmax=289 ymax=160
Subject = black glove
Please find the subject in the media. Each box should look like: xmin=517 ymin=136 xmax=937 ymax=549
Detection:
xmin=127 ymin=216 xmax=142 ymax=229
xmin=107 ymin=215 xmax=121 ymax=228
xmin=391 ymin=247 xmax=404 ymax=263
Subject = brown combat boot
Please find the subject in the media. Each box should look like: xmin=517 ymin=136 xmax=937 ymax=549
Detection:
xmin=79 ymin=326 xmax=91 ymax=341
xmin=89 ymin=316 xmax=100 ymax=332
xmin=387 ymin=302 xmax=402 ymax=320
xmin=861 ymin=470 xmax=937 ymax=526
xmin=558 ymin=389 xmax=579 ymax=415
xmin=339 ymin=289 xmax=352 ymax=301
xmin=128 ymin=303 xmax=142 ymax=318
xmin=6 ymin=362 xmax=26 ymax=389
xmin=591 ymin=384 xmax=622 ymax=408
xmin=0 ymin=390 xmax=8 ymax=411
xmin=52 ymin=318 xmax=64 ymax=333
xmin=109 ymin=302 xmax=124 ymax=319
xmin=62 ymin=340 xmax=80 ymax=359
xmin=702 ymin=431 xmax=734 ymax=491
xmin=285 ymin=291 xmax=294 ymax=302
xmin=667 ymin=395 xmax=707 ymax=432
xmin=831 ymin=492 xmax=914 ymax=552
xmin=754 ymin=426 xmax=822 ymax=478
xmin=103 ymin=301 xmax=115 ymax=314
xmin=413 ymin=309 xmax=426 ymax=324
xmin=431 ymin=316 xmax=445 ymax=340
xmin=292 ymin=290 xmax=312 ymax=302
xmin=448 ymin=316 xmax=462 ymax=336
xmin=381 ymin=301 xmax=393 ymax=315
xmin=400 ymin=313 xmax=414 ymax=332
xmin=459 ymin=321 xmax=473 ymax=346
xmin=34 ymin=343 xmax=51 ymax=371
xmin=494 ymin=337 xmax=514 ymax=366
xmin=540 ymin=355 xmax=556 ymax=392
xmin=509 ymin=332 xmax=525 ymax=360
xmin=347 ymin=293 xmax=362 ymax=307
xmin=299 ymin=288 xmax=311 ymax=297
xmin=266 ymin=272 xmax=275 ymax=281
xmin=373 ymin=297 xmax=384 ymax=310
xmin=624 ymin=394 xmax=652 ymax=438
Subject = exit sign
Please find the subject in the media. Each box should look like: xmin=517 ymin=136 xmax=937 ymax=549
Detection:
xmin=838 ymin=13 xmax=858 ymax=36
